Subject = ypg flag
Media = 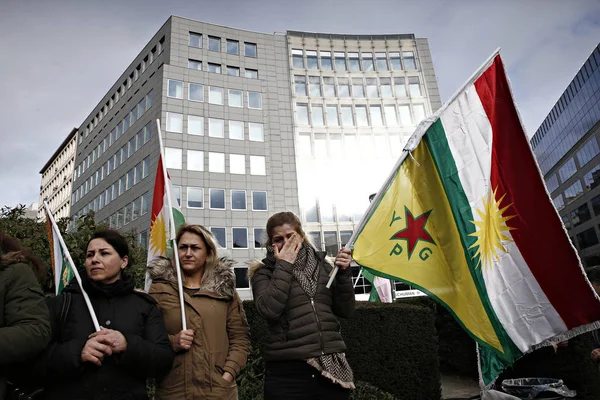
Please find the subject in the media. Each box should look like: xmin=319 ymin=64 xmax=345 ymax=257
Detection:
xmin=352 ymin=52 xmax=600 ymax=385
xmin=46 ymin=216 xmax=74 ymax=294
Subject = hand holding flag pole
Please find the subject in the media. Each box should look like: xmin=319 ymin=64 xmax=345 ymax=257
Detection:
xmin=43 ymin=201 xmax=101 ymax=332
xmin=156 ymin=119 xmax=187 ymax=331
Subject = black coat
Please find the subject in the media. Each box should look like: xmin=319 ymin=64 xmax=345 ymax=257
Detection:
xmin=39 ymin=272 xmax=174 ymax=400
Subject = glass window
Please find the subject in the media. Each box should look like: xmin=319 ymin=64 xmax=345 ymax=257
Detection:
xmin=408 ymin=77 xmax=422 ymax=96
xmin=189 ymin=83 xmax=204 ymax=102
xmin=187 ymin=187 xmax=204 ymax=208
xmin=546 ymin=174 xmax=559 ymax=193
xmin=564 ymin=180 xmax=584 ymax=204
xmin=340 ymin=230 xmax=353 ymax=246
xmin=570 ymin=203 xmax=591 ymax=227
xmin=338 ymin=78 xmax=350 ymax=97
xmin=187 ymin=150 xmax=204 ymax=171
xmin=141 ymin=192 xmax=150 ymax=215
xmin=229 ymin=89 xmax=243 ymax=107
xmin=326 ymin=106 xmax=339 ymax=126
xmin=592 ymin=194 xmax=600 ymax=215
xmin=167 ymin=79 xmax=183 ymax=98
xmin=249 ymin=122 xmax=264 ymax=141
xmin=334 ymin=52 xmax=346 ymax=71
xmin=252 ymin=191 xmax=267 ymax=211
xmin=244 ymin=42 xmax=257 ymax=57
xmin=250 ymin=156 xmax=266 ymax=175
xmin=231 ymin=190 xmax=246 ymax=210
xmin=403 ymin=51 xmax=416 ymax=70
xmin=210 ymin=189 xmax=225 ymax=209
xmin=146 ymin=91 xmax=153 ymax=110
xmin=292 ymin=49 xmax=304 ymax=69
xmin=309 ymin=76 xmax=321 ymax=97
xmin=207 ymin=63 xmax=221 ymax=74
xmin=366 ymin=78 xmax=378 ymax=98
xmin=584 ymin=165 xmax=600 ymax=191
xmin=395 ymin=77 xmax=407 ymax=97
xmin=399 ymin=105 xmax=412 ymax=126
xmin=298 ymin=133 xmax=312 ymax=156
xmin=295 ymin=75 xmax=307 ymax=96
xmin=577 ymin=227 xmax=598 ymax=249
xmin=209 ymin=152 xmax=225 ymax=173
xmin=134 ymin=162 xmax=142 ymax=184
xmin=211 ymin=227 xmax=226 ymax=248
xmin=227 ymin=39 xmax=239 ymax=55
xmin=188 ymin=59 xmax=202 ymax=70
xmin=208 ymin=36 xmax=220 ymax=51
xmin=356 ymin=105 xmax=369 ymax=126
xmin=577 ymin=138 xmax=600 ymax=167
xmin=320 ymin=51 xmax=332 ymax=70
xmin=188 ymin=115 xmax=204 ymax=136
xmin=227 ymin=66 xmax=240 ymax=77
xmin=209 ymin=87 xmax=224 ymax=105
xmin=352 ymin=78 xmax=365 ymax=97
xmin=552 ymin=195 xmax=564 ymax=211
xmin=361 ymin=53 xmax=374 ymax=72
xmin=323 ymin=77 xmax=336 ymax=97
xmin=297 ymin=104 xmax=309 ymax=125
xmin=559 ymin=158 xmax=577 ymax=182
xmin=166 ymin=112 xmax=183 ymax=133
xmin=245 ymin=68 xmax=258 ymax=79
xmin=172 ymin=186 xmax=182 ymax=207
xmin=230 ymin=154 xmax=246 ymax=174
xmin=312 ymin=105 xmax=324 ymax=126
xmin=232 ymin=228 xmax=248 ymax=248
xmin=209 ymin=118 xmax=225 ymax=138
xmin=308 ymin=231 xmax=321 ymax=248
xmin=413 ymin=104 xmax=426 ymax=125
xmin=380 ymin=78 xmax=393 ymax=98
xmin=370 ymin=106 xmax=383 ymax=126
xmin=189 ymin=32 xmax=202 ymax=48
xmin=376 ymin=52 xmax=388 ymax=71
xmin=306 ymin=50 xmax=318 ymax=70
xmin=248 ymin=92 xmax=262 ymax=109
xmin=165 ymin=147 xmax=182 ymax=169
xmin=229 ymin=120 xmax=244 ymax=140
xmin=324 ymin=231 xmax=339 ymax=256
xmin=142 ymin=157 xmax=150 ymax=178
xmin=348 ymin=52 xmax=360 ymax=72
xmin=341 ymin=106 xmax=354 ymax=126
xmin=144 ymin=123 xmax=151 ymax=143
xmin=254 ymin=228 xmax=265 ymax=248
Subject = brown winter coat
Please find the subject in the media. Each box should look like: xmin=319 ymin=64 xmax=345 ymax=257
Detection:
xmin=148 ymin=257 xmax=250 ymax=400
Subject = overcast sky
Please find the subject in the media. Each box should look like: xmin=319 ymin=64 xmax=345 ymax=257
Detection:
xmin=1 ymin=0 xmax=599 ymax=208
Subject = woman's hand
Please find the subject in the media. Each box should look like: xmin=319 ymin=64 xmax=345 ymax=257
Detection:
xmin=335 ymin=248 xmax=352 ymax=270
xmin=274 ymin=233 xmax=302 ymax=264
xmin=172 ymin=329 xmax=195 ymax=352
xmin=89 ymin=327 xmax=127 ymax=353
xmin=81 ymin=336 xmax=113 ymax=366
xmin=592 ymin=348 xmax=600 ymax=362
xmin=222 ymin=371 xmax=234 ymax=383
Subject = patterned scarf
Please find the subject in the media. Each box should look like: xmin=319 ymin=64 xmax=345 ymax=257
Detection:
xmin=266 ymin=243 xmax=355 ymax=389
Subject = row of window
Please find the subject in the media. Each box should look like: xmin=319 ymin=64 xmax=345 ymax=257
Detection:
xmin=294 ymin=75 xmax=422 ymax=99
xmin=546 ymin=137 xmax=600 ymax=194
xmin=80 ymin=37 xmax=164 ymax=143
xmin=99 ymin=191 xmax=152 ymax=230
xmin=292 ymin=49 xmax=417 ymax=72
xmin=170 ymin=186 xmax=268 ymax=211
xmin=165 ymin=113 xmax=264 ymax=141
xmin=42 ymin=140 xmax=76 ymax=185
xmin=164 ymin=148 xmax=266 ymax=175
xmin=188 ymin=59 xmax=258 ymax=79
xmin=297 ymin=131 xmax=406 ymax=159
xmin=296 ymin=102 xmax=426 ymax=128
xmin=189 ymin=33 xmax=257 ymax=58
xmin=167 ymin=80 xmax=262 ymax=109
xmin=75 ymin=92 xmax=153 ymax=182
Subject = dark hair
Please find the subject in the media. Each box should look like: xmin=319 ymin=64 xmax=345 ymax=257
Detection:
xmin=265 ymin=211 xmax=305 ymax=247
xmin=87 ymin=230 xmax=130 ymax=266
xmin=586 ymin=265 xmax=600 ymax=285
xmin=0 ymin=233 xmax=47 ymax=283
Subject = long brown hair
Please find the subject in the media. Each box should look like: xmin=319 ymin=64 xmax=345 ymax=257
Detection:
xmin=0 ymin=233 xmax=46 ymax=283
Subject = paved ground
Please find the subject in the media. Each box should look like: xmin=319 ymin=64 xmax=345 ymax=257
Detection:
xmin=441 ymin=373 xmax=481 ymax=399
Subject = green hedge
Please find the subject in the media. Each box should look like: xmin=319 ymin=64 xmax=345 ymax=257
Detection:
xmin=241 ymin=301 xmax=441 ymax=400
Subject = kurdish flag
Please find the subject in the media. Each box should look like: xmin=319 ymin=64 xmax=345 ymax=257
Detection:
xmin=352 ymin=52 xmax=600 ymax=385
xmin=46 ymin=217 xmax=74 ymax=295
xmin=145 ymin=154 xmax=185 ymax=290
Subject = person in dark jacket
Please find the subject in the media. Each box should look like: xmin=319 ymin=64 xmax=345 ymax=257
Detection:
xmin=586 ymin=266 xmax=600 ymax=369
xmin=38 ymin=229 xmax=174 ymax=400
xmin=0 ymin=233 xmax=51 ymax=400
xmin=249 ymin=211 xmax=355 ymax=400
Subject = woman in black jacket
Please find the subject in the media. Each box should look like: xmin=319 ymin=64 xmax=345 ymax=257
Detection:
xmin=39 ymin=229 xmax=174 ymax=400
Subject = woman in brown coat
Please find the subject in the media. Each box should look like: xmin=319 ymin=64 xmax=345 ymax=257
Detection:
xmin=148 ymin=224 xmax=249 ymax=400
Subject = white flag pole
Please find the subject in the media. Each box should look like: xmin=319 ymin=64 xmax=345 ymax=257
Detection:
xmin=43 ymin=201 xmax=101 ymax=332
xmin=155 ymin=119 xmax=187 ymax=331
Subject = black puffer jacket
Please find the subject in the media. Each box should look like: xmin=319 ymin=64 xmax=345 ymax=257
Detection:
xmin=249 ymin=251 xmax=355 ymax=360
xmin=38 ymin=271 xmax=174 ymax=400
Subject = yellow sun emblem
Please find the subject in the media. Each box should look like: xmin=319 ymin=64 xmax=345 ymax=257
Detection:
xmin=149 ymin=214 xmax=168 ymax=256
xmin=469 ymin=188 xmax=516 ymax=269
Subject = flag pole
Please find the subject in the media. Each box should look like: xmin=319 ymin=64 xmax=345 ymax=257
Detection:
xmin=43 ymin=201 xmax=101 ymax=332
xmin=155 ymin=119 xmax=187 ymax=331
xmin=327 ymin=48 xmax=502 ymax=289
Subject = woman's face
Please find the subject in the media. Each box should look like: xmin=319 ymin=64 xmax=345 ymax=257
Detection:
xmin=178 ymin=232 xmax=209 ymax=274
xmin=271 ymin=223 xmax=303 ymax=251
xmin=85 ymin=238 xmax=127 ymax=284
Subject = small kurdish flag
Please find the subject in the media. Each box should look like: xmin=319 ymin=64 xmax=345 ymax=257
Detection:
xmin=46 ymin=216 xmax=74 ymax=294
xmin=351 ymin=52 xmax=600 ymax=385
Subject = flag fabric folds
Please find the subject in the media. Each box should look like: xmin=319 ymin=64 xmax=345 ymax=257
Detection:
xmin=46 ymin=216 xmax=74 ymax=295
